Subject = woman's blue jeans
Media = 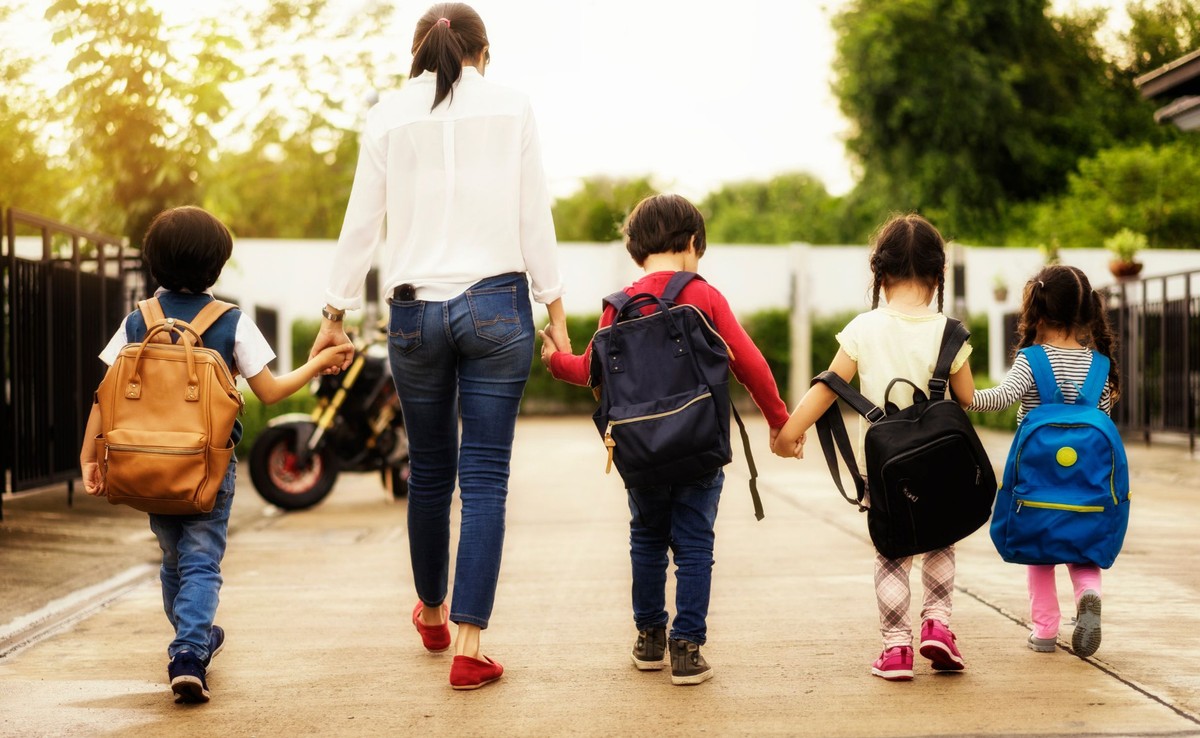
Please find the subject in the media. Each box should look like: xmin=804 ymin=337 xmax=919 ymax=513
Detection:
xmin=387 ymin=272 xmax=534 ymax=629
xmin=148 ymin=459 xmax=236 ymax=662
xmin=626 ymin=469 xmax=724 ymax=645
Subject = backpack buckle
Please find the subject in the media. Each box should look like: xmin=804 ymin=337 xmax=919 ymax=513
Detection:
xmin=928 ymin=377 xmax=948 ymax=396
xmin=865 ymin=407 xmax=885 ymax=423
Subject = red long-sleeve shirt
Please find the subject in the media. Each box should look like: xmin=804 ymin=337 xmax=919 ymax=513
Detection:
xmin=548 ymin=271 xmax=790 ymax=428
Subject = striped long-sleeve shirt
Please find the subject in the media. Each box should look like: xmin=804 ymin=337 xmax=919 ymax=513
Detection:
xmin=969 ymin=345 xmax=1113 ymax=422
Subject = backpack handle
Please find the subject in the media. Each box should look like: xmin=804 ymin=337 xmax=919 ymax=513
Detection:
xmin=606 ymin=293 xmax=687 ymax=374
xmin=126 ymin=319 xmax=204 ymax=402
xmin=883 ymin=377 xmax=928 ymax=415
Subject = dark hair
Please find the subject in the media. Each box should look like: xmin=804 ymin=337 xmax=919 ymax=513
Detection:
xmin=410 ymin=3 xmax=489 ymax=110
xmin=622 ymin=194 xmax=707 ymax=267
xmin=142 ymin=206 xmax=233 ymax=293
xmin=868 ymin=213 xmax=947 ymax=312
xmin=1016 ymin=264 xmax=1120 ymax=398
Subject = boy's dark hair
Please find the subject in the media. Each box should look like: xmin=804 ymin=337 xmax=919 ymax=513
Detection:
xmin=623 ymin=194 xmax=707 ymax=267
xmin=1016 ymin=264 xmax=1120 ymax=398
xmin=869 ymin=213 xmax=947 ymax=312
xmin=411 ymin=3 xmax=489 ymax=111
xmin=142 ymin=206 xmax=233 ymax=294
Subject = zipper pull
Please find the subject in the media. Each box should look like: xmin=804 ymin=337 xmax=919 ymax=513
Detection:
xmin=103 ymin=443 xmax=110 ymax=473
xmin=975 ymin=467 xmax=981 ymax=485
xmin=1016 ymin=500 xmax=1023 ymax=513
xmin=603 ymin=425 xmax=615 ymax=474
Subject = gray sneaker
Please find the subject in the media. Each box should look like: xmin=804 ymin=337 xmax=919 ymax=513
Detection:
xmin=1027 ymin=633 xmax=1057 ymax=652
xmin=631 ymin=627 xmax=666 ymax=670
xmin=1073 ymin=591 xmax=1102 ymax=657
xmin=669 ymin=638 xmax=713 ymax=685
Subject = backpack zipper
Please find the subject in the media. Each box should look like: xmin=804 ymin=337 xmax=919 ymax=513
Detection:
xmin=1014 ymin=423 xmax=1120 ymax=504
xmin=1016 ymin=500 xmax=1104 ymax=513
xmin=603 ymin=392 xmax=713 ymax=473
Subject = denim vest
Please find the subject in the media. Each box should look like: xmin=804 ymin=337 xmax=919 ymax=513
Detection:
xmin=124 ymin=292 xmax=244 ymax=445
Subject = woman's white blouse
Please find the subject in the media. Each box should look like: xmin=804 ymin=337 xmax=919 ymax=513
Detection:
xmin=325 ymin=67 xmax=564 ymax=309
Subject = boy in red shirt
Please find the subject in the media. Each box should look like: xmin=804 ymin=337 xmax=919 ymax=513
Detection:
xmin=539 ymin=194 xmax=789 ymax=685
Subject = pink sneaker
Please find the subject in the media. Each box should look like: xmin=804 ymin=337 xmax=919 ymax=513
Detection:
xmin=919 ymin=619 xmax=965 ymax=671
xmin=871 ymin=646 xmax=914 ymax=681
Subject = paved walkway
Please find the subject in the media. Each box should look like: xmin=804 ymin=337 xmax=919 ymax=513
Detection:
xmin=1 ymin=417 xmax=1199 ymax=737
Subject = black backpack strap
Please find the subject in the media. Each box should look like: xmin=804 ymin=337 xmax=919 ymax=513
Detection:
xmin=661 ymin=271 xmax=701 ymax=303
xmin=929 ymin=318 xmax=969 ymax=401
xmin=811 ymin=371 xmax=880 ymax=510
xmin=730 ymin=404 xmax=764 ymax=521
xmin=603 ymin=291 xmax=632 ymax=313
xmin=813 ymin=370 xmax=886 ymax=423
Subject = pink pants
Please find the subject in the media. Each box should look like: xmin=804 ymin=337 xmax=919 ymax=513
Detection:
xmin=1027 ymin=564 xmax=1102 ymax=639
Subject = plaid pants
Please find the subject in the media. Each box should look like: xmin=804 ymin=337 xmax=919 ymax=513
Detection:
xmin=874 ymin=546 xmax=956 ymax=648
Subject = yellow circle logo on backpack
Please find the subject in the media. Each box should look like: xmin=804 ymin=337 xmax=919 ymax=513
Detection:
xmin=1056 ymin=447 xmax=1078 ymax=467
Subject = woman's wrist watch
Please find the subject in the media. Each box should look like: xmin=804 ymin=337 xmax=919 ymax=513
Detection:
xmin=321 ymin=306 xmax=344 ymax=322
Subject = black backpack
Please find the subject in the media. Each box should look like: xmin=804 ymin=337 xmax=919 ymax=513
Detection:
xmin=589 ymin=271 xmax=763 ymax=519
xmin=812 ymin=319 xmax=995 ymax=558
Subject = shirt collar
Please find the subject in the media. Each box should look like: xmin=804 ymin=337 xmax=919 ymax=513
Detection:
xmin=154 ymin=286 xmax=214 ymax=297
xmin=412 ymin=66 xmax=482 ymax=83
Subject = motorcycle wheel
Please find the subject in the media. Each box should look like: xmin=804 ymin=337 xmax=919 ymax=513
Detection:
xmin=249 ymin=425 xmax=338 ymax=510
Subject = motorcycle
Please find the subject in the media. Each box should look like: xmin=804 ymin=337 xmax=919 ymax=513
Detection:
xmin=249 ymin=327 xmax=409 ymax=510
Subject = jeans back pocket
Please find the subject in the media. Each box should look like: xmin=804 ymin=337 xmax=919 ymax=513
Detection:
xmin=466 ymin=286 xmax=521 ymax=344
xmin=388 ymin=301 xmax=424 ymax=354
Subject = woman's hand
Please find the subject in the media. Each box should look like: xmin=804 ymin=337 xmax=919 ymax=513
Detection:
xmin=543 ymin=322 xmax=571 ymax=356
xmin=311 ymin=317 xmax=353 ymax=375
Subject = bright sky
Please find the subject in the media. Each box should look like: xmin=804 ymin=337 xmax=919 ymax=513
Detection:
xmin=11 ymin=0 xmax=1131 ymax=200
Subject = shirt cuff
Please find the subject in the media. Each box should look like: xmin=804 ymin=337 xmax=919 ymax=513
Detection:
xmin=324 ymin=290 xmax=362 ymax=312
xmin=530 ymin=281 xmax=565 ymax=305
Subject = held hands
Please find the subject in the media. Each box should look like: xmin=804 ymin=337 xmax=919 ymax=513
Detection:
xmin=771 ymin=428 xmax=806 ymax=459
xmin=311 ymin=321 xmax=353 ymax=375
xmin=537 ymin=323 xmax=564 ymax=369
xmin=315 ymin=343 xmax=356 ymax=374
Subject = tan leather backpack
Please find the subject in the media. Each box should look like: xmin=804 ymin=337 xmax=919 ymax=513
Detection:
xmin=94 ymin=298 xmax=244 ymax=514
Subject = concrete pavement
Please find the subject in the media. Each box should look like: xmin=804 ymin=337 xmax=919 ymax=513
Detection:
xmin=1 ymin=417 xmax=1199 ymax=737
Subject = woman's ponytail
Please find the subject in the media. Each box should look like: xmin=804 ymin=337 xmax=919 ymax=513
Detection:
xmin=410 ymin=4 xmax=489 ymax=111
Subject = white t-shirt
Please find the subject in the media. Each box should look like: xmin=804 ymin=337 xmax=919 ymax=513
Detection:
xmin=325 ymin=66 xmax=564 ymax=309
xmin=836 ymin=308 xmax=972 ymax=473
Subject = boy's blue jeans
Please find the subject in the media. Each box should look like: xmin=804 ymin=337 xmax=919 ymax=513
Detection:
xmin=147 ymin=459 xmax=236 ymax=662
xmin=627 ymin=469 xmax=724 ymax=645
xmin=386 ymin=272 xmax=534 ymax=629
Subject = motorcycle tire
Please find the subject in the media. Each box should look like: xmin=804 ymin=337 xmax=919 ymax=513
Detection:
xmin=249 ymin=425 xmax=338 ymax=511
xmin=388 ymin=462 xmax=410 ymax=499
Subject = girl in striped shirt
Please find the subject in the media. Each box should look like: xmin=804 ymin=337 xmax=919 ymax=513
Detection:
xmin=969 ymin=264 xmax=1120 ymax=657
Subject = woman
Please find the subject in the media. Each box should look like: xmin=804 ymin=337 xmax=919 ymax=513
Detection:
xmin=311 ymin=2 xmax=569 ymax=690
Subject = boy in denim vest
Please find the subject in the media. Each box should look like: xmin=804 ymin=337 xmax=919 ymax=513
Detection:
xmin=78 ymin=207 xmax=351 ymax=703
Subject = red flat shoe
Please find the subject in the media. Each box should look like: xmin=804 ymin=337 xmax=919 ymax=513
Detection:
xmin=412 ymin=601 xmax=451 ymax=653
xmin=450 ymin=654 xmax=504 ymax=690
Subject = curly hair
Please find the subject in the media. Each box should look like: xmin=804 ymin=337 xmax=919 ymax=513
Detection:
xmin=1015 ymin=264 xmax=1120 ymax=399
xmin=868 ymin=213 xmax=946 ymax=311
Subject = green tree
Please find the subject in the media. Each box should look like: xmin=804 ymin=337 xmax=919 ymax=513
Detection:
xmin=0 ymin=4 xmax=67 ymax=215
xmin=46 ymin=0 xmax=241 ymax=245
xmin=1024 ymin=139 xmax=1200 ymax=249
xmin=1125 ymin=0 xmax=1200 ymax=76
xmin=552 ymin=176 xmax=658 ymax=242
xmin=832 ymin=0 xmax=1161 ymax=240
xmin=702 ymin=173 xmax=843 ymax=244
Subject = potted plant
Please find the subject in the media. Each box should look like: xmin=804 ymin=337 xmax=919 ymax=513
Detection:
xmin=992 ymin=274 xmax=1009 ymax=302
xmin=1105 ymin=229 xmax=1146 ymax=279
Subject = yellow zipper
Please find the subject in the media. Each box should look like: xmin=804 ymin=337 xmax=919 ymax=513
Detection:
xmin=603 ymin=392 xmax=713 ymax=473
xmin=1017 ymin=499 xmax=1104 ymax=513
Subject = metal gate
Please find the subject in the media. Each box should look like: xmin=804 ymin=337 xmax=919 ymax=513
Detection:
xmin=1 ymin=208 xmax=142 ymax=519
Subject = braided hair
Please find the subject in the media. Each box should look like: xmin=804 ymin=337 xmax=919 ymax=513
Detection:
xmin=1015 ymin=264 xmax=1121 ymax=399
xmin=867 ymin=213 xmax=946 ymax=311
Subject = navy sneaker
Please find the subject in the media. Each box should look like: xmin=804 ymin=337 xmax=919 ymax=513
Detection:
xmin=205 ymin=626 xmax=225 ymax=669
xmin=168 ymin=651 xmax=210 ymax=704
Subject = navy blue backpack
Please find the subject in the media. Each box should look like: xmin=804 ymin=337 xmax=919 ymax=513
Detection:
xmin=588 ymin=271 xmax=763 ymax=519
xmin=990 ymin=346 xmax=1130 ymax=568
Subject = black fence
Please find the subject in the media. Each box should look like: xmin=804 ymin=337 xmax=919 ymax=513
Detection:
xmin=1 ymin=208 xmax=142 ymax=519
xmin=1002 ymin=269 xmax=1200 ymax=452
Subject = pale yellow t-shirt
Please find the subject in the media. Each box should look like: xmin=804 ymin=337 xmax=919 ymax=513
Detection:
xmin=835 ymin=308 xmax=972 ymax=474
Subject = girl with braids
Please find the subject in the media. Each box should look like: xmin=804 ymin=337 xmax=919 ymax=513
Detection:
xmin=312 ymin=2 xmax=569 ymax=690
xmin=967 ymin=264 xmax=1118 ymax=658
xmin=773 ymin=213 xmax=975 ymax=681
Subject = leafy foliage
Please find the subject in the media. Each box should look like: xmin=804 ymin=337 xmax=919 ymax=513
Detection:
xmin=551 ymin=177 xmax=658 ymax=242
xmin=702 ymin=174 xmax=844 ymax=244
xmin=1125 ymin=0 xmax=1200 ymax=76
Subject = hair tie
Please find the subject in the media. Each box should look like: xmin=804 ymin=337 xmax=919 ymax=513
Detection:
xmin=1034 ymin=280 xmax=1044 ymax=289
xmin=436 ymin=17 xmax=451 ymax=27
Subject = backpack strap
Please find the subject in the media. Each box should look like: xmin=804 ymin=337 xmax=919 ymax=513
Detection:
xmin=1079 ymin=352 xmax=1110 ymax=408
xmin=1022 ymin=345 xmax=1060 ymax=405
xmin=929 ymin=318 xmax=969 ymax=401
xmin=730 ymin=404 xmax=764 ymax=521
xmin=186 ymin=300 xmax=237 ymax=337
xmin=661 ymin=271 xmax=700 ymax=303
xmin=137 ymin=298 xmax=171 ymax=344
xmin=811 ymin=370 xmax=883 ymax=510
xmin=603 ymin=290 xmax=632 ymax=314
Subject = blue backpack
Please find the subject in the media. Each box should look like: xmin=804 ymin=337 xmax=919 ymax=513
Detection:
xmin=990 ymin=346 xmax=1130 ymax=568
